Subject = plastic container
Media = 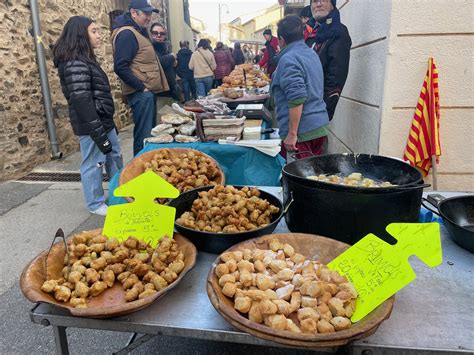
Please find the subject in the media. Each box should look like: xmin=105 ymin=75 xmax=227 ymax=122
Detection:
xmin=243 ymin=127 xmax=261 ymax=140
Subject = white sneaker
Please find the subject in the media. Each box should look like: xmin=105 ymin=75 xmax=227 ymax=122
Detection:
xmin=90 ymin=204 xmax=108 ymax=216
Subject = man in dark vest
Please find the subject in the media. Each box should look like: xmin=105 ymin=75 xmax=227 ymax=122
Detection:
xmin=112 ymin=0 xmax=169 ymax=155
xmin=305 ymin=0 xmax=351 ymax=121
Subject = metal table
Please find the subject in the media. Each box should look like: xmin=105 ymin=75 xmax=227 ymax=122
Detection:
xmin=30 ymin=189 xmax=474 ymax=355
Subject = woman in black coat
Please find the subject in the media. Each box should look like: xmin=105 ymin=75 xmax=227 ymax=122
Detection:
xmin=53 ymin=16 xmax=123 ymax=216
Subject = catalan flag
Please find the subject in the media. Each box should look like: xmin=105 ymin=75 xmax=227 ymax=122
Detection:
xmin=403 ymin=57 xmax=441 ymax=177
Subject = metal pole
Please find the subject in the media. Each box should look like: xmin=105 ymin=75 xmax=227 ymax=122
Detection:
xmin=218 ymin=3 xmax=222 ymax=42
xmin=431 ymin=155 xmax=438 ymax=190
xmin=29 ymin=0 xmax=62 ymax=160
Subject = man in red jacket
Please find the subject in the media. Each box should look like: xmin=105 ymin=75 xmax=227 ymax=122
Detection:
xmin=258 ymin=29 xmax=279 ymax=77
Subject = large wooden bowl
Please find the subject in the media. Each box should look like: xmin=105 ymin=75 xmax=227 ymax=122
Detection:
xmin=20 ymin=229 xmax=197 ymax=318
xmin=119 ymin=148 xmax=225 ymax=196
xmin=207 ymin=233 xmax=395 ymax=348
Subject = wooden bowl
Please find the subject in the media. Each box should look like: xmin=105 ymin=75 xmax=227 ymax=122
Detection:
xmin=119 ymin=148 xmax=225 ymax=202
xmin=207 ymin=233 xmax=395 ymax=348
xmin=20 ymin=230 xmax=197 ymax=318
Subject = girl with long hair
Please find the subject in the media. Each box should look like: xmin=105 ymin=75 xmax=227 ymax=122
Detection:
xmin=53 ymin=16 xmax=123 ymax=216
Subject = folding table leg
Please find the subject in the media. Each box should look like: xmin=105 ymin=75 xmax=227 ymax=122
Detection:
xmin=52 ymin=326 xmax=69 ymax=355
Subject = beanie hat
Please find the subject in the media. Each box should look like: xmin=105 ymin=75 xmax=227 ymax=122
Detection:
xmin=300 ymin=5 xmax=312 ymax=18
xmin=263 ymin=29 xmax=272 ymax=36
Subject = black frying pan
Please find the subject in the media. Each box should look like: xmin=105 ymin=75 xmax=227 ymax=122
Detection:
xmin=422 ymin=194 xmax=474 ymax=253
xmin=168 ymin=186 xmax=290 ymax=254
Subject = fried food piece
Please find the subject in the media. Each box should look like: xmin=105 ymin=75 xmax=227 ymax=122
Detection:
xmin=72 ymin=233 xmax=88 ymax=245
xmin=133 ymin=262 xmax=151 ymax=278
xmin=101 ymin=269 xmax=115 ymax=288
xmin=117 ymin=271 xmax=131 ymax=283
xmin=88 ymin=243 xmax=105 ymax=254
xmin=168 ymin=260 xmax=185 ymax=274
xmin=54 ymin=286 xmax=71 ymax=302
xmin=41 ymin=280 xmax=59 ymax=293
xmin=249 ymin=302 xmax=263 ymax=323
xmin=297 ymin=307 xmax=320 ymax=322
xmin=222 ymin=282 xmax=237 ymax=298
xmin=328 ymin=297 xmax=346 ymax=317
xmin=275 ymin=284 xmax=294 ymax=301
xmin=125 ymin=282 xmax=144 ymax=302
xmin=160 ymin=268 xmax=178 ymax=283
xmin=150 ymin=275 xmax=168 ymax=291
xmin=330 ymin=316 xmax=352 ymax=331
xmin=215 ymin=263 xmax=230 ymax=278
xmin=105 ymin=238 xmax=119 ymax=251
xmin=67 ymin=271 xmax=82 ymax=284
xmin=317 ymin=319 xmax=335 ymax=333
xmin=266 ymin=314 xmax=287 ymax=330
xmin=85 ymin=268 xmax=100 ymax=284
xmin=234 ymin=296 xmax=252 ymax=313
xmin=259 ymin=299 xmax=278 ymax=315
xmin=301 ymin=318 xmax=318 ymax=333
xmin=286 ymin=319 xmax=301 ymax=333
xmin=90 ymin=281 xmax=107 ymax=297
xmin=301 ymin=296 xmax=318 ymax=308
xmin=105 ymin=263 xmax=126 ymax=276
xmin=90 ymin=257 xmax=107 ymax=271
xmin=122 ymin=274 xmax=140 ymax=290
xmin=255 ymin=273 xmax=275 ymax=291
xmin=74 ymin=281 xmax=90 ymax=298
xmin=144 ymin=283 xmax=155 ymax=291
xmin=218 ymin=274 xmax=236 ymax=287
xmin=139 ymin=289 xmax=158 ymax=299
xmin=289 ymin=291 xmax=301 ymax=313
xmin=124 ymin=237 xmax=139 ymax=249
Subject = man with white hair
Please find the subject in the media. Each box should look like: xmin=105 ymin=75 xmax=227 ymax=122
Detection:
xmin=305 ymin=0 xmax=351 ymax=121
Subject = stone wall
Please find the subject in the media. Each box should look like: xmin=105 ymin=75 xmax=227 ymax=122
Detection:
xmin=0 ymin=0 xmax=165 ymax=181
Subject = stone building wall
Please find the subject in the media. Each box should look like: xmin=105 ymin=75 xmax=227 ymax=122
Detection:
xmin=0 ymin=0 xmax=165 ymax=181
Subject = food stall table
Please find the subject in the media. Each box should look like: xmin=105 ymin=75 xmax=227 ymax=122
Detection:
xmin=30 ymin=189 xmax=474 ymax=355
xmin=108 ymin=143 xmax=285 ymax=205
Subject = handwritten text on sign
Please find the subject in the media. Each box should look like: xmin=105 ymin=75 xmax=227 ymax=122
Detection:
xmin=103 ymin=170 xmax=180 ymax=247
xmin=328 ymin=223 xmax=442 ymax=322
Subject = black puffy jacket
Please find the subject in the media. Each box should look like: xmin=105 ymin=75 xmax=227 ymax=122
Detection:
xmin=58 ymin=60 xmax=116 ymax=151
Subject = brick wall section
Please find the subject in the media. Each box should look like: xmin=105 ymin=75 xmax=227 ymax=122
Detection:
xmin=0 ymin=0 xmax=165 ymax=181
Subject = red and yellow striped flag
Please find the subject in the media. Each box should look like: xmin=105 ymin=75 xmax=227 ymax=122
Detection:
xmin=403 ymin=57 xmax=441 ymax=176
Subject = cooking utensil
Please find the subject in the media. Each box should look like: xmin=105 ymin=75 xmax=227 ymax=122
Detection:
xmin=282 ymin=154 xmax=427 ymax=245
xmin=207 ymin=233 xmax=394 ymax=348
xmin=422 ymin=194 xmax=474 ymax=253
xmin=168 ymin=186 xmax=291 ymax=254
xmin=20 ymin=230 xmax=197 ymax=318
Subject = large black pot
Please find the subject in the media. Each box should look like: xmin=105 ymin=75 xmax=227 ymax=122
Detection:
xmin=168 ymin=185 xmax=285 ymax=254
xmin=282 ymin=154 xmax=427 ymax=245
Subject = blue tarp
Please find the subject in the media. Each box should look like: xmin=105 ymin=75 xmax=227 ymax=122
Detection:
xmin=108 ymin=142 xmax=285 ymax=205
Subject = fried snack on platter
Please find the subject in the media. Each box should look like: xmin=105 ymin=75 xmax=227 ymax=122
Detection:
xmin=214 ymin=240 xmax=357 ymax=334
xmin=41 ymin=234 xmax=186 ymax=308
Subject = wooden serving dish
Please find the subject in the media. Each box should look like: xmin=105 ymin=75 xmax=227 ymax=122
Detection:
xmin=20 ymin=229 xmax=197 ymax=318
xmin=207 ymin=233 xmax=394 ymax=348
xmin=119 ymin=148 xmax=225 ymax=202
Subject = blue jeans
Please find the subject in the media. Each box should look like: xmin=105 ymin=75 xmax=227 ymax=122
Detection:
xmin=79 ymin=129 xmax=123 ymax=211
xmin=195 ymin=76 xmax=214 ymax=97
xmin=181 ymin=78 xmax=196 ymax=102
xmin=127 ymin=90 xmax=157 ymax=155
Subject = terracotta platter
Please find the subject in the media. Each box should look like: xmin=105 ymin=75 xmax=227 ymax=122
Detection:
xmin=207 ymin=233 xmax=395 ymax=348
xmin=21 ymin=229 xmax=197 ymax=318
xmin=119 ymin=148 xmax=225 ymax=203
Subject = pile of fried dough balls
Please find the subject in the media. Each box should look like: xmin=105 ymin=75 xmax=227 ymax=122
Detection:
xmin=41 ymin=232 xmax=185 ymax=308
xmin=215 ymin=239 xmax=358 ymax=334
xmin=143 ymin=149 xmax=222 ymax=193
xmin=176 ymin=185 xmax=280 ymax=233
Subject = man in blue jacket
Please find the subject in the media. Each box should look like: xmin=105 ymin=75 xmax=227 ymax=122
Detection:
xmin=271 ymin=15 xmax=329 ymax=159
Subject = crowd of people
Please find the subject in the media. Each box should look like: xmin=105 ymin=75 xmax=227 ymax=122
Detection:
xmin=51 ymin=0 xmax=351 ymax=215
